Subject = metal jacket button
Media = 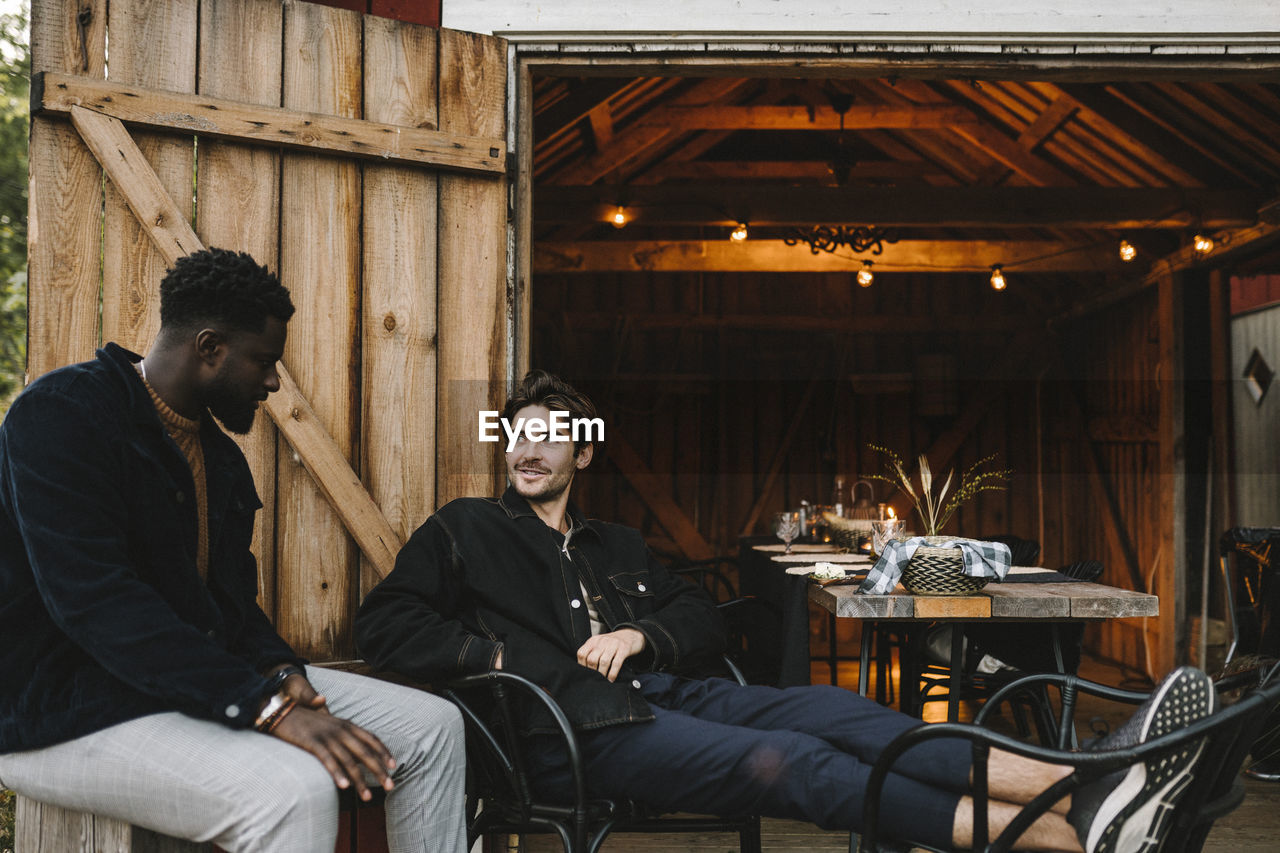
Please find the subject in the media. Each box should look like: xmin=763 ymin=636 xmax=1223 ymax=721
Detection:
xmin=631 ymin=680 xmax=642 ymax=689
xmin=637 ymin=583 xmax=647 ymax=592
xmin=570 ymin=599 xmax=582 ymax=608
xmin=225 ymin=705 xmax=239 ymax=719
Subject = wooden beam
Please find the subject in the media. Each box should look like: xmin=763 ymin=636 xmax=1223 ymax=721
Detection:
xmin=948 ymin=121 xmax=1076 ymax=185
xmin=534 ymin=185 xmax=1261 ymax=229
xmin=535 ymin=239 xmax=1129 ymax=274
xmin=637 ymin=104 xmax=979 ymax=131
xmin=643 ymin=160 xmax=942 ymax=181
xmin=547 ymin=77 xmax=751 ymax=185
xmin=1157 ymin=270 xmax=1186 ymax=673
xmin=607 ymin=431 xmax=715 ymax=562
xmin=1052 ymin=218 xmax=1280 ymax=323
xmin=554 ymin=313 xmax=1027 ymax=334
xmin=35 ymin=71 xmax=505 ymax=176
xmin=69 ymin=104 xmax=401 ymax=580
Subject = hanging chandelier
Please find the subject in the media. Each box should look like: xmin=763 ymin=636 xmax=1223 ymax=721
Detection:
xmin=783 ymin=225 xmax=900 ymax=256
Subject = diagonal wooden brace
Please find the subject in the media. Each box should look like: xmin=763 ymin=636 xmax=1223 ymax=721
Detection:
xmin=70 ymin=104 xmax=401 ymax=578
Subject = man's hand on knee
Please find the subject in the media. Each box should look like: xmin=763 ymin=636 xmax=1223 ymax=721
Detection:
xmin=576 ymin=628 xmax=646 ymax=682
xmin=271 ymin=707 xmax=396 ymax=801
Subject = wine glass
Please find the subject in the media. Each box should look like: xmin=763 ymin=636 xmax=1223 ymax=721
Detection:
xmin=774 ymin=511 xmax=801 ymax=554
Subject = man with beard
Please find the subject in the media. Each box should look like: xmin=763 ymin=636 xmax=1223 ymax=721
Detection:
xmin=356 ymin=370 xmax=1216 ymax=853
xmin=0 ymin=249 xmax=466 ymax=853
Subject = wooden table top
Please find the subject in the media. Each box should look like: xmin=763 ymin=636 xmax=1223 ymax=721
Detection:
xmin=808 ymin=580 xmax=1159 ymax=621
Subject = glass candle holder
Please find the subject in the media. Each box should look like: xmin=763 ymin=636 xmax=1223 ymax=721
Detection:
xmin=870 ymin=518 xmax=906 ymax=557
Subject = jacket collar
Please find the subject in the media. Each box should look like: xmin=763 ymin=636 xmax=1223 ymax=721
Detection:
xmin=98 ymin=342 xmax=238 ymax=465
xmin=498 ymin=485 xmax=594 ymax=539
xmin=99 ymin=342 xmax=166 ymax=429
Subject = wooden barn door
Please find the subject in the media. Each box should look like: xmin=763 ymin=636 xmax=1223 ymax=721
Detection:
xmin=23 ymin=0 xmax=507 ymax=847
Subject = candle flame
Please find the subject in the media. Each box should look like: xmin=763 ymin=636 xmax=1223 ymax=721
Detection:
xmin=887 ymin=506 xmax=896 ymax=519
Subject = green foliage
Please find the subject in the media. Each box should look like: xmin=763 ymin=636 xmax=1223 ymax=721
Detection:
xmin=1 ymin=786 xmax=13 ymax=853
xmin=0 ymin=4 xmax=24 ymax=843
xmin=0 ymin=2 xmax=26 ymax=413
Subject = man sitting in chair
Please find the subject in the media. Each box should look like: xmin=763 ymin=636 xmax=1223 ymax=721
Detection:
xmin=356 ymin=370 xmax=1213 ymax=853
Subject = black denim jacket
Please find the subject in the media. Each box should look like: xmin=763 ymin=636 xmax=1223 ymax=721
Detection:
xmin=0 ymin=344 xmax=303 ymax=752
xmin=355 ymin=488 xmax=726 ymax=732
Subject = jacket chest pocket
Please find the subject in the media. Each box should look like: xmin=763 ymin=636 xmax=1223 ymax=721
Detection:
xmin=606 ymin=571 xmax=654 ymax=621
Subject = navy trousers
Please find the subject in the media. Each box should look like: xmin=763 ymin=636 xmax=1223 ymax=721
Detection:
xmin=529 ymin=673 xmax=972 ymax=848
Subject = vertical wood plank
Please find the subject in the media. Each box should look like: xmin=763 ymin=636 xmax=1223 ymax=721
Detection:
xmin=1157 ymin=271 xmax=1186 ymax=674
xmin=436 ymin=27 xmax=508 ymax=505
xmin=514 ymin=58 xmax=533 ymax=380
xmin=101 ymin=0 xmax=197 ymax=353
xmin=361 ymin=16 xmax=439 ymax=594
xmin=196 ymin=0 xmax=285 ymax=620
xmin=277 ymin=0 xmax=363 ymax=659
xmin=27 ymin=0 xmax=106 ymax=379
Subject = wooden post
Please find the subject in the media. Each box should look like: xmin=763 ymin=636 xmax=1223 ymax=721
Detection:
xmin=436 ymin=27 xmax=508 ymax=505
xmin=360 ymin=15 xmax=440 ymax=594
xmin=1157 ymin=270 xmax=1186 ymax=674
xmin=275 ymin=0 xmax=364 ymax=659
xmin=99 ymin=0 xmax=197 ymax=354
xmin=27 ymin=0 xmax=105 ymax=380
xmin=196 ymin=0 xmax=285 ymax=620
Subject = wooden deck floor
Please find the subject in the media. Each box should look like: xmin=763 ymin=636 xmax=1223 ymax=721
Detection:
xmin=521 ymin=655 xmax=1280 ymax=852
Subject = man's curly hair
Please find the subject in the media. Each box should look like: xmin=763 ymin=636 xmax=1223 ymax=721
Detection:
xmin=159 ymin=248 xmax=294 ymax=335
xmin=502 ymin=370 xmax=600 ymax=455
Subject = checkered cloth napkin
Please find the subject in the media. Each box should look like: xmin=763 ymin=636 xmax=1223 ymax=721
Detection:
xmin=857 ymin=537 xmax=1012 ymax=595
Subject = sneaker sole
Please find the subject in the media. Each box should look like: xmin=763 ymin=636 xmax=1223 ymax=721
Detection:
xmin=1084 ymin=668 xmax=1215 ymax=853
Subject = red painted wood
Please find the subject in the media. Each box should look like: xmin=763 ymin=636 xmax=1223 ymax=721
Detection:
xmin=1231 ymin=274 xmax=1280 ymax=316
xmin=371 ymin=0 xmax=441 ymax=26
xmin=306 ymin=0 xmax=441 ymax=26
xmin=308 ymin=0 xmax=366 ymax=13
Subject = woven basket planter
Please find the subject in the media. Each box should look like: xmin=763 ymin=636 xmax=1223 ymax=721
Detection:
xmin=823 ymin=512 xmax=872 ymax=553
xmin=902 ymin=536 xmax=990 ymax=596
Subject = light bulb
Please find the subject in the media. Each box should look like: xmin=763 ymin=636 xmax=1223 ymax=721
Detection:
xmin=1193 ymin=234 xmax=1215 ymax=255
xmin=856 ymin=261 xmax=874 ymax=287
xmin=990 ymin=265 xmax=1007 ymax=291
xmin=730 ymin=223 xmax=749 ymax=242
xmin=610 ymin=206 xmax=627 ymax=228
xmin=1118 ymin=239 xmax=1136 ymax=262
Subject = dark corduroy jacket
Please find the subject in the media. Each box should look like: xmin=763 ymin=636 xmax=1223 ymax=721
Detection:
xmin=355 ymin=488 xmax=726 ymax=733
xmin=0 ymin=344 xmax=303 ymax=752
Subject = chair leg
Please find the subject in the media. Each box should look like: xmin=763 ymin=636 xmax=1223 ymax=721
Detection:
xmin=741 ymin=815 xmax=763 ymax=853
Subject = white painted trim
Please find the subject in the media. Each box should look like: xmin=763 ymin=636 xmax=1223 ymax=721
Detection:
xmin=444 ymin=0 xmax=1280 ymax=50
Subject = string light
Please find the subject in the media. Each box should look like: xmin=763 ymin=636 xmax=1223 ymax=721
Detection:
xmin=610 ymin=206 xmax=628 ymax=228
xmin=730 ymin=222 xmax=749 ymax=242
xmin=856 ymin=260 xmax=874 ymax=287
xmin=989 ymin=265 xmax=1006 ymax=291
xmin=1118 ymin=239 xmax=1137 ymax=262
xmin=1193 ymin=233 xmax=1215 ymax=256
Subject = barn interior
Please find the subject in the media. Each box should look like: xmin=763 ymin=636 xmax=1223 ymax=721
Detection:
xmin=524 ymin=72 xmax=1280 ymax=671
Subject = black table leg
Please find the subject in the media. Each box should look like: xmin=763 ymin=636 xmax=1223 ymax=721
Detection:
xmin=859 ymin=621 xmax=873 ymax=696
xmin=948 ymin=622 xmax=964 ymax=722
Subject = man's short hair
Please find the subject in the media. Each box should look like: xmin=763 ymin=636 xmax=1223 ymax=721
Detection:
xmin=159 ymin=248 xmax=295 ymax=335
xmin=502 ymin=370 xmax=599 ymax=455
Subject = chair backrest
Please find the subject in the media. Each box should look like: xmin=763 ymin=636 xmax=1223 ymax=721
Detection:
xmin=891 ymin=668 xmax=1280 ymax=853
xmin=1220 ymin=527 xmax=1280 ymax=660
xmin=983 ymin=534 xmax=1041 ymax=567
xmin=1164 ymin=660 xmax=1280 ymax=853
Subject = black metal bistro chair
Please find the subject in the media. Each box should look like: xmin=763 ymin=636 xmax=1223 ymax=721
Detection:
xmin=854 ymin=662 xmax=1280 ymax=852
xmin=443 ymin=660 xmax=762 ymax=853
